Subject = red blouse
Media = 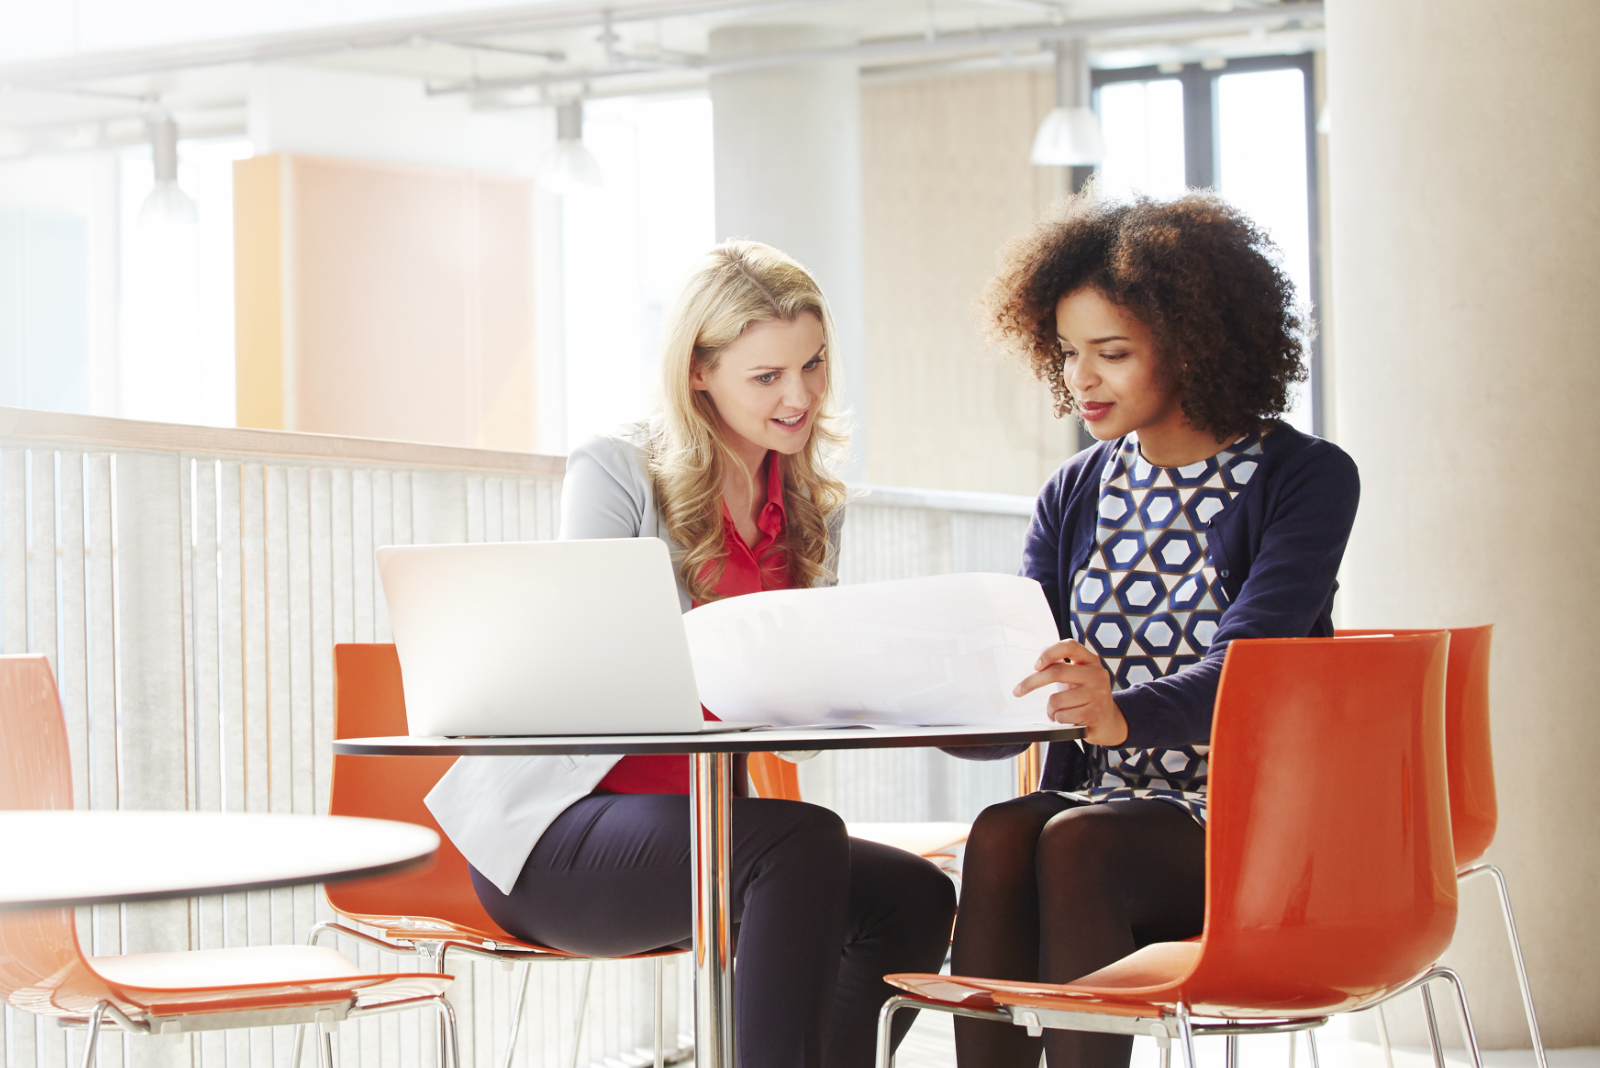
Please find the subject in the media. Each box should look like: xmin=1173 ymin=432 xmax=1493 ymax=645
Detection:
xmin=595 ymin=453 xmax=791 ymax=795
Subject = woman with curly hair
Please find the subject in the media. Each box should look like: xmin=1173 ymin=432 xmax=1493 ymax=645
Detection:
xmin=949 ymin=189 xmax=1360 ymax=1068
xmin=429 ymin=241 xmax=955 ymax=1068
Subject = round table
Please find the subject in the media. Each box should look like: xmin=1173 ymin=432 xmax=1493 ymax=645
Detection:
xmin=0 ymin=810 xmax=440 ymax=911
xmin=335 ymin=722 xmax=1084 ymax=1068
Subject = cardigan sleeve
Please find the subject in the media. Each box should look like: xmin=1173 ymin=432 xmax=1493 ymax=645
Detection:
xmin=1115 ymin=440 xmax=1361 ymax=749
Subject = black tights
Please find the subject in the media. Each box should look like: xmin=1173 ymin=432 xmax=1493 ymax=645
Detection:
xmin=951 ymin=794 xmax=1205 ymax=1068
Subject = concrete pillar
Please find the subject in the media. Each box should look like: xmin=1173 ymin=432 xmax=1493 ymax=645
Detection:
xmin=709 ymin=26 xmax=867 ymax=479
xmin=1326 ymin=0 xmax=1600 ymax=1048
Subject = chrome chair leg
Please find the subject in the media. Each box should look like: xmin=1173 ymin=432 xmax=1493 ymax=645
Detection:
xmin=77 ymin=1003 xmax=106 ymax=1068
xmin=1306 ymin=1027 xmax=1321 ymax=1068
xmin=874 ymin=996 xmax=912 ymax=1068
xmin=1174 ymin=1003 xmax=1199 ymax=1068
xmin=1461 ymin=863 xmax=1548 ymax=1068
xmin=1421 ymin=981 xmax=1448 ymax=1068
xmin=1158 ymin=1034 xmax=1173 ymax=1068
xmin=568 ymin=962 xmax=594 ymax=1068
xmin=318 ymin=1023 xmax=335 ymax=1068
xmin=436 ymin=995 xmax=463 ymax=1068
xmin=1226 ymin=1033 xmax=1240 ymax=1068
xmin=1375 ymin=1004 xmax=1396 ymax=1068
xmin=653 ymin=956 xmax=666 ymax=1068
xmin=1431 ymin=967 xmax=1485 ymax=1068
xmin=501 ymin=963 xmax=532 ymax=1068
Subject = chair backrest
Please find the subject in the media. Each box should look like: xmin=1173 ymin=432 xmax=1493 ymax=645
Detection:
xmin=747 ymin=752 xmax=802 ymax=801
xmin=1185 ymin=633 xmax=1456 ymax=1015
xmin=1337 ymin=626 xmax=1496 ymax=868
xmin=326 ymin=644 xmax=514 ymax=940
xmin=0 ymin=655 xmax=118 ymax=1014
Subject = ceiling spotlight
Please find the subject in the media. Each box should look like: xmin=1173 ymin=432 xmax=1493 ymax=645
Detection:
xmin=139 ymin=112 xmax=198 ymax=226
xmin=537 ymin=100 xmax=602 ymax=194
xmin=1031 ymin=39 xmax=1106 ymax=167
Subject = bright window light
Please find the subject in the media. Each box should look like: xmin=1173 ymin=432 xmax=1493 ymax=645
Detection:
xmin=118 ymin=136 xmax=252 ymax=427
xmin=558 ymin=95 xmax=715 ymax=452
xmin=1096 ymin=79 xmax=1186 ymax=200
xmin=1216 ymin=68 xmax=1313 ymax=433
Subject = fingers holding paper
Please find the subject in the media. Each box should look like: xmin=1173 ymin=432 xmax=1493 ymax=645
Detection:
xmin=1013 ymin=639 xmax=1129 ymax=746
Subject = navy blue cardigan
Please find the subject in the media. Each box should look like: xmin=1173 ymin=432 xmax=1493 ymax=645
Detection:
xmin=957 ymin=423 xmax=1360 ymax=792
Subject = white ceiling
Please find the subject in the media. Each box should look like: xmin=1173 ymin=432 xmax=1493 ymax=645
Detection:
xmin=0 ymin=0 xmax=1324 ymax=158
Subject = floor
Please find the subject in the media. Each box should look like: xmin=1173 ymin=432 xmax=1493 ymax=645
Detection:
xmin=892 ymin=1010 xmax=1597 ymax=1068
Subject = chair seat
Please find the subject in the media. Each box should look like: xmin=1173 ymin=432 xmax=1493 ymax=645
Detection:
xmin=86 ymin=945 xmax=451 ymax=1014
xmin=847 ymin=821 xmax=969 ymax=859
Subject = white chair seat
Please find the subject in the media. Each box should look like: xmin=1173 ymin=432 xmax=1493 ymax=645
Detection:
xmin=89 ymin=944 xmax=450 ymax=1004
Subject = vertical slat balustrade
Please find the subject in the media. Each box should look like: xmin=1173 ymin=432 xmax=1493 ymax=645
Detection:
xmin=0 ymin=409 xmax=1033 ymax=1068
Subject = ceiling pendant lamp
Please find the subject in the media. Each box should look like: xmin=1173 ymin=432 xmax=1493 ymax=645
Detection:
xmin=1031 ymin=39 xmax=1106 ymax=167
xmin=138 ymin=112 xmax=198 ymax=226
xmin=537 ymin=100 xmax=603 ymax=194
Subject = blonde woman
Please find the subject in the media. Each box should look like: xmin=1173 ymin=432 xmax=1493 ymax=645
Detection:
xmin=428 ymin=242 xmax=956 ymax=1068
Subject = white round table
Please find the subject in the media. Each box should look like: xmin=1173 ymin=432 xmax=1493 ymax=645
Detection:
xmin=335 ymin=722 xmax=1084 ymax=1068
xmin=0 ymin=810 xmax=439 ymax=911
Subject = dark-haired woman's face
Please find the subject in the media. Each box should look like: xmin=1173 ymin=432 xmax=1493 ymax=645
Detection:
xmin=1055 ymin=287 xmax=1182 ymax=445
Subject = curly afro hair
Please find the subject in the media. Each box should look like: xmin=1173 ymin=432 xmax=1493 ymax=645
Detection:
xmin=981 ymin=186 xmax=1310 ymax=439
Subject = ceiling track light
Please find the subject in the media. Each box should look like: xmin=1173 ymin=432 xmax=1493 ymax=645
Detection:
xmin=139 ymin=111 xmax=198 ymax=226
xmin=1030 ymin=38 xmax=1106 ymax=168
xmin=536 ymin=99 xmax=603 ymax=194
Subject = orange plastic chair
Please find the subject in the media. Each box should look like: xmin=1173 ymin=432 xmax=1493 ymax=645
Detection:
xmin=1339 ymin=626 xmax=1544 ymax=1068
xmin=746 ymin=754 xmax=970 ymax=871
xmin=320 ymin=644 xmax=683 ymax=1068
xmin=0 ymin=654 xmax=457 ymax=1068
xmin=872 ymin=633 xmax=1484 ymax=1068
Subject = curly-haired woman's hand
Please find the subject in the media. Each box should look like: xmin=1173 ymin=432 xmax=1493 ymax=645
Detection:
xmin=1014 ymin=639 xmax=1129 ymax=746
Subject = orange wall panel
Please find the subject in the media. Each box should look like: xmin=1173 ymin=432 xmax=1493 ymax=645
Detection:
xmin=233 ymin=153 xmax=537 ymax=450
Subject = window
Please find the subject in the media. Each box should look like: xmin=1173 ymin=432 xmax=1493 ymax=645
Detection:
xmin=1094 ymin=55 xmax=1321 ymax=436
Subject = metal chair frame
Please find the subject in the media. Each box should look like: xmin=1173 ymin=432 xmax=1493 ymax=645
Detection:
xmin=877 ymin=964 xmax=1484 ymax=1068
xmin=291 ymin=920 xmax=671 ymax=1068
xmin=65 ymin=989 xmax=462 ymax=1068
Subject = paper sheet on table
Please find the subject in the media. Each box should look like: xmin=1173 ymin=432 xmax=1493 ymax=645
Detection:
xmin=683 ymin=572 xmax=1061 ymax=726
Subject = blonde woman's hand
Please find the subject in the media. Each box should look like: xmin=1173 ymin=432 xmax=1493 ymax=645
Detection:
xmin=1013 ymin=639 xmax=1129 ymax=746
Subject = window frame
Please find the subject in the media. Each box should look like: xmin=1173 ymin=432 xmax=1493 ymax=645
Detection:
xmin=1090 ymin=53 xmax=1324 ymax=438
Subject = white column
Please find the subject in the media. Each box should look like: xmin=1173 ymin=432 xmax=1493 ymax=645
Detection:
xmin=709 ymin=26 xmax=867 ymax=480
xmin=1327 ymin=0 xmax=1600 ymax=1049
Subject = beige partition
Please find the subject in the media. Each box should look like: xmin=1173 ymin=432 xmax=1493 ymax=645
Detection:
xmin=860 ymin=67 xmax=1072 ymax=498
xmin=234 ymin=154 xmax=538 ymax=451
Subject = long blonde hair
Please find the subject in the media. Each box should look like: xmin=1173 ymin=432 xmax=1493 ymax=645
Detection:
xmin=647 ymin=241 xmax=848 ymax=604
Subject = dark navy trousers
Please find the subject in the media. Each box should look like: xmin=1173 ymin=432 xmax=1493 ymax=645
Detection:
xmin=470 ymin=793 xmax=956 ymax=1068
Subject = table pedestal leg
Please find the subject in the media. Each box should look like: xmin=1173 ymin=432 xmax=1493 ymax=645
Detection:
xmin=690 ymin=751 xmax=736 ymax=1068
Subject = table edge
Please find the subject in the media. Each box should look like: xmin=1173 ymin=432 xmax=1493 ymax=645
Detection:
xmin=332 ymin=724 xmax=1085 ymax=756
xmin=0 ymin=842 xmax=434 ymax=914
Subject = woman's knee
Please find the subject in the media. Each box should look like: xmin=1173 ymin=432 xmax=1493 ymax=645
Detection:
xmin=964 ymin=794 xmax=1061 ymax=869
xmin=737 ymin=798 xmax=849 ymax=871
xmin=1036 ymin=805 xmax=1128 ymax=883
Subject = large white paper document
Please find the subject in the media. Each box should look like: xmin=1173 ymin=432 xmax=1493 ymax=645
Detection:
xmin=683 ymin=573 xmax=1061 ymax=726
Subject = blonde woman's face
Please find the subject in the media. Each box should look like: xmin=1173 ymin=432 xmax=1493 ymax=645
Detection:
xmin=691 ymin=313 xmax=827 ymax=462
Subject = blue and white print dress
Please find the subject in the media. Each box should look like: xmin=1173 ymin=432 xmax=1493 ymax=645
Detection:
xmin=1063 ymin=429 xmax=1265 ymax=825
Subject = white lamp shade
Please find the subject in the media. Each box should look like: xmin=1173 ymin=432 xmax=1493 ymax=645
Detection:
xmin=537 ymin=140 xmax=603 ymax=194
xmin=139 ymin=179 xmax=199 ymax=226
xmin=1030 ymin=106 xmax=1107 ymax=167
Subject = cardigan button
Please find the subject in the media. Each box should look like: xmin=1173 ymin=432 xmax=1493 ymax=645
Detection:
xmin=1220 ymin=570 xmax=1231 ymax=578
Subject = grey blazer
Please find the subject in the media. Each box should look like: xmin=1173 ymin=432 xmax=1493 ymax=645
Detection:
xmin=561 ymin=422 xmax=844 ymax=611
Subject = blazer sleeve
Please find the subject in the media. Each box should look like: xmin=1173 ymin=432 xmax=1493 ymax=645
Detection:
xmin=1115 ymin=442 xmax=1361 ymax=749
xmin=559 ymin=435 xmax=649 ymax=541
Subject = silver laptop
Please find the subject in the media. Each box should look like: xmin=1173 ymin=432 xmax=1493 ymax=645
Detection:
xmin=377 ymin=539 xmax=732 ymax=737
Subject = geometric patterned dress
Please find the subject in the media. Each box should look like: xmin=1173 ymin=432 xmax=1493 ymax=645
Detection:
xmin=1060 ymin=429 xmax=1266 ymax=825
